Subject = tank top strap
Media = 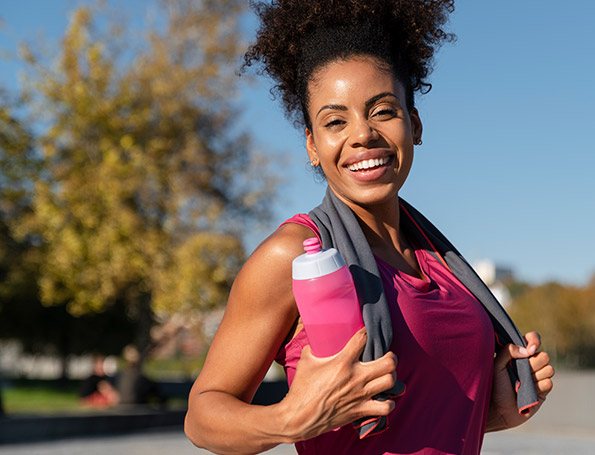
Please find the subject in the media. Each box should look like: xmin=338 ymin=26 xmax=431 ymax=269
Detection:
xmin=279 ymin=214 xmax=322 ymax=243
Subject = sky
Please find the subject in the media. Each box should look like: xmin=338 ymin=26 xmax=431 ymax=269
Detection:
xmin=1 ymin=0 xmax=594 ymax=286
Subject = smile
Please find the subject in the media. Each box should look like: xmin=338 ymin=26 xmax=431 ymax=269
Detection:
xmin=347 ymin=156 xmax=391 ymax=172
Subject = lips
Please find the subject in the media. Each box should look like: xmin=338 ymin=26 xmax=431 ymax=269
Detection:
xmin=342 ymin=152 xmax=394 ymax=183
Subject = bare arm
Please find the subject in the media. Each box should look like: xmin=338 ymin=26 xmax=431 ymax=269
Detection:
xmin=184 ymin=224 xmax=398 ymax=454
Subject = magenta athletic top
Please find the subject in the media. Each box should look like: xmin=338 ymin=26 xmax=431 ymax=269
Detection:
xmin=276 ymin=214 xmax=495 ymax=455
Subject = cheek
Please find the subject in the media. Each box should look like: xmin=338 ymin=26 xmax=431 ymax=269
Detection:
xmin=316 ymin=135 xmax=344 ymax=161
xmin=387 ymin=122 xmax=413 ymax=142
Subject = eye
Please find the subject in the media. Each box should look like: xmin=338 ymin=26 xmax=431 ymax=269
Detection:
xmin=324 ymin=118 xmax=345 ymax=129
xmin=372 ymin=107 xmax=397 ymax=118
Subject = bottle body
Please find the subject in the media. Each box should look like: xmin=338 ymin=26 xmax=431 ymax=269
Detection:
xmin=292 ymin=238 xmax=364 ymax=357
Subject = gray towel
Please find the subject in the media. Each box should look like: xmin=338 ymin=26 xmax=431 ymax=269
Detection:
xmin=309 ymin=188 xmax=539 ymax=439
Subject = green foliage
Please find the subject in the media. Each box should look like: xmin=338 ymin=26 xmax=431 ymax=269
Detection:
xmin=0 ymin=0 xmax=274 ymax=363
xmin=14 ymin=0 xmax=272 ymax=319
xmin=509 ymin=278 xmax=595 ymax=368
xmin=0 ymin=97 xmax=47 ymax=349
xmin=1 ymin=101 xmax=139 ymax=357
xmin=0 ymin=98 xmax=38 ymax=220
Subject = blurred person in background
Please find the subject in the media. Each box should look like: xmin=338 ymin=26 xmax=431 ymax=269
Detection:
xmin=79 ymin=353 xmax=119 ymax=407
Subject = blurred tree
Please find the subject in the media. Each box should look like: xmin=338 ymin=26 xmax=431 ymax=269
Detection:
xmin=509 ymin=279 xmax=595 ymax=368
xmin=14 ymin=0 xmax=273 ymax=361
xmin=0 ymin=93 xmax=39 ymax=225
xmin=0 ymin=94 xmax=44 ymax=352
xmin=1 ymin=95 xmax=138 ymax=376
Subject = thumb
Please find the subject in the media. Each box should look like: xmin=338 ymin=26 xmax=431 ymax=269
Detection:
xmin=494 ymin=342 xmax=537 ymax=370
xmin=523 ymin=331 xmax=541 ymax=355
xmin=337 ymin=327 xmax=367 ymax=361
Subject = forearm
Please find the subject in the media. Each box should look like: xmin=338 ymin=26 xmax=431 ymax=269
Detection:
xmin=185 ymin=390 xmax=297 ymax=455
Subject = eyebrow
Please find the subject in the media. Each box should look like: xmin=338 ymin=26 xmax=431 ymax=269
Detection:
xmin=365 ymin=92 xmax=399 ymax=108
xmin=316 ymin=104 xmax=347 ymax=119
xmin=315 ymin=92 xmax=400 ymax=119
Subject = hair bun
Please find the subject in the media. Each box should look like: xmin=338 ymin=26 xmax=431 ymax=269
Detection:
xmin=243 ymin=0 xmax=455 ymax=127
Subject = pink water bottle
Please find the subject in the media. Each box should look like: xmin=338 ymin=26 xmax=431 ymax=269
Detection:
xmin=292 ymin=237 xmax=364 ymax=357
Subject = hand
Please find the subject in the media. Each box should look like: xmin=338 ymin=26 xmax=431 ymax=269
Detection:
xmin=279 ymin=327 xmax=398 ymax=442
xmin=486 ymin=331 xmax=554 ymax=432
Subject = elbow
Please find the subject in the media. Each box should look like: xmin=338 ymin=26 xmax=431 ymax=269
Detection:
xmin=184 ymin=408 xmax=206 ymax=449
xmin=184 ymin=389 xmax=215 ymax=450
xmin=184 ymin=401 xmax=226 ymax=452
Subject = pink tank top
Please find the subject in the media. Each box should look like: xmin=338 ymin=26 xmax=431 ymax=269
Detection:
xmin=276 ymin=214 xmax=495 ymax=455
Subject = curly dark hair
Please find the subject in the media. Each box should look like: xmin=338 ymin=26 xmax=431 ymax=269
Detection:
xmin=243 ymin=0 xmax=455 ymax=129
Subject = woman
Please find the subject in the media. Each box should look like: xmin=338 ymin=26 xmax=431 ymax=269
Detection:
xmin=184 ymin=1 xmax=554 ymax=454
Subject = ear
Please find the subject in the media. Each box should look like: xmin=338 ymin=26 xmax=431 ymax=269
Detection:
xmin=409 ymin=108 xmax=423 ymax=144
xmin=306 ymin=128 xmax=319 ymax=165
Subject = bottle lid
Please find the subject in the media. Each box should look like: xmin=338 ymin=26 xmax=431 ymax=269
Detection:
xmin=292 ymin=237 xmax=345 ymax=280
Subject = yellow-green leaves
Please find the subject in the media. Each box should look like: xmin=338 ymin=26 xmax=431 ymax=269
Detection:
xmin=13 ymin=0 xmax=273 ymax=326
xmin=510 ymin=280 xmax=595 ymax=367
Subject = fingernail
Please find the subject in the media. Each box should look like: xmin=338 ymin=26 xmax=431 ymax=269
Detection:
xmin=527 ymin=345 xmax=537 ymax=355
xmin=519 ymin=347 xmax=528 ymax=356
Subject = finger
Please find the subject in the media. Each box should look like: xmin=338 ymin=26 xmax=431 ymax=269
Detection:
xmin=359 ymin=354 xmax=397 ymax=393
xmin=356 ymin=397 xmax=396 ymax=419
xmin=300 ymin=343 xmax=313 ymax=360
xmin=362 ymin=369 xmax=397 ymax=398
xmin=528 ymin=351 xmax=552 ymax=372
xmin=523 ymin=331 xmax=542 ymax=354
xmin=494 ymin=343 xmax=530 ymax=370
xmin=532 ymin=364 xmax=555 ymax=382
xmin=359 ymin=351 xmax=398 ymax=377
xmin=536 ymin=378 xmax=554 ymax=399
xmin=338 ymin=327 xmax=368 ymax=360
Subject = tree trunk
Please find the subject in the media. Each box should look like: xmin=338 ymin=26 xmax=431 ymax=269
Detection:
xmin=59 ymin=353 xmax=69 ymax=385
xmin=58 ymin=318 xmax=71 ymax=386
xmin=117 ymin=291 xmax=155 ymax=405
xmin=134 ymin=292 xmax=153 ymax=363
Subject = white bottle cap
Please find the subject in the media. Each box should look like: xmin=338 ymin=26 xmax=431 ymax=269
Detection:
xmin=292 ymin=237 xmax=345 ymax=280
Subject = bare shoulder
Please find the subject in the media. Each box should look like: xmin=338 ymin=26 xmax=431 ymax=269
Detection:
xmin=191 ymin=221 xmax=315 ymax=401
xmin=223 ymin=221 xmax=314 ymax=315
xmin=244 ymin=222 xmax=315 ymax=275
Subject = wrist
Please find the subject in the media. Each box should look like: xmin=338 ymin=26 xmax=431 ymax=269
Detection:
xmin=273 ymin=397 xmax=305 ymax=444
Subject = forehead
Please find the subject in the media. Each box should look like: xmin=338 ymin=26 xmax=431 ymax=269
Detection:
xmin=308 ymin=56 xmax=404 ymax=106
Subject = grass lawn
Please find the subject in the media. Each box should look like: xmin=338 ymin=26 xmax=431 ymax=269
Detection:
xmin=1 ymin=381 xmax=91 ymax=415
xmin=0 ymin=356 xmax=203 ymax=416
xmin=1 ymin=378 xmax=190 ymax=415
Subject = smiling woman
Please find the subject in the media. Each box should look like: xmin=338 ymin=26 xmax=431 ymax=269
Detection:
xmin=305 ymin=58 xmax=420 ymax=214
xmin=304 ymin=58 xmax=423 ymax=281
xmin=183 ymin=2 xmax=554 ymax=455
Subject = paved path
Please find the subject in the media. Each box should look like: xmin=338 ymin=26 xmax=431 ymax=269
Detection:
xmin=1 ymin=370 xmax=593 ymax=454
xmin=1 ymin=426 xmax=594 ymax=455
xmin=483 ymin=427 xmax=595 ymax=455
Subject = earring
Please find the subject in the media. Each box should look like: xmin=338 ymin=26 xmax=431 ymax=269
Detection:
xmin=311 ymin=159 xmax=319 ymax=166
xmin=415 ymin=138 xmax=423 ymax=146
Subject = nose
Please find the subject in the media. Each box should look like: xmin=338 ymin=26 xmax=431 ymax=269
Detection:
xmin=349 ymin=118 xmax=379 ymax=148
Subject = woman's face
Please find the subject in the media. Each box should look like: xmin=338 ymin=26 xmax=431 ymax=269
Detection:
xmin=306 ymin=56 xmax=422 ymax=211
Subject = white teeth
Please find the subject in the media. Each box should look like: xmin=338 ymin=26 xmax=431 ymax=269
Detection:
xmin=347 ymin=156 xmax=390 ymax=171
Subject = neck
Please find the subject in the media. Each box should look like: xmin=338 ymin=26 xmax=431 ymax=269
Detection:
xmin=328 ymin=187 xmax=423 ymax=279
xmin=333 ymin=190 xmax=407 ymax=254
